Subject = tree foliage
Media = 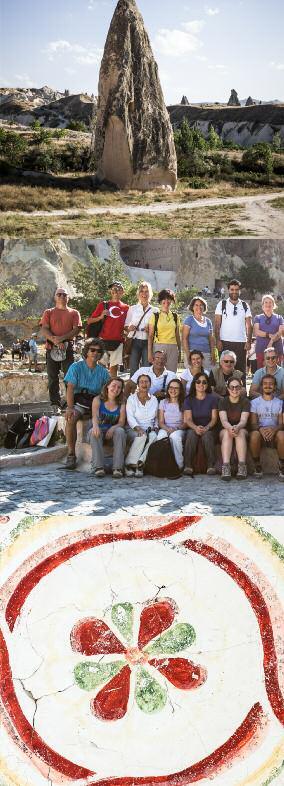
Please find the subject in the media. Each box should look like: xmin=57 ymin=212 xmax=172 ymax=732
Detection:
xmin=242 ymin=143 xmax=274 ymax=177
xmin=70 ymin=248 xmax=139 ymax=323
xmin=0 ymin=129 xmax=28 ymax=166
xmin=0 ymin=283 xmax=37 ymax=316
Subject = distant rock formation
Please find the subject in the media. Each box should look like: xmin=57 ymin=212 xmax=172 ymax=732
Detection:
xmin=245 ymin=96 xmax=255 ymax=106
xmin=94 ymin=0 xmax=177 ymax=191
xmin=228 ymin=89 xmax=241 ymax=107
xmin=181 ymin=96 xmax=189 ymax=105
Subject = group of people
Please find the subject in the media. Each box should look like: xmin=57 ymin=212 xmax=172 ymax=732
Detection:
xmin=33 ymin=277 xmax=284 ymax=480
xmin=3 ymin=336 xmax=39 ymax=371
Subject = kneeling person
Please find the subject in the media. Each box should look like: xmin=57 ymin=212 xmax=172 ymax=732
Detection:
xmin=64 ymin=339 xmax=110 ymax=469
xmin=249 ymin=374 xmax=284 ymax=481
xmin=89 ymin=378 xmax=126 ymax=478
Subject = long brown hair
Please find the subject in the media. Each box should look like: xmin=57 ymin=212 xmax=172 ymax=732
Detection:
xmin=165 ymin=378 xmax=185 ymax=409
xmin=100 ymin=377 xmax=124 ymax=405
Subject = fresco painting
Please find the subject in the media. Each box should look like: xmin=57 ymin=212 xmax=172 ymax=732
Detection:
xmin=0 ymin=514 xmax=283 ymax=786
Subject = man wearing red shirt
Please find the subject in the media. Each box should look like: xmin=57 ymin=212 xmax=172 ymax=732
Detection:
xmin=40 ymin=288 xmax=82 ymax=409
xmin=87 ymin=281 xmax=129 ymax=377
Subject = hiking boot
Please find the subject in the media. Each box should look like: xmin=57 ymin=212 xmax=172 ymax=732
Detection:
xmin=135 ymin=467 xmax=143 ymax=478
xmin=236 ymin=462 xmax=247 ymax=479
xmin=278 ymin=466 xmax=284 ymax=482
xmin=125 ymin=467 xmax=135 ymax=477
xmin=65 ymin=454 xmax=76 ymax=470
xmin=183 ymin=467 xmax=194 ymax=476
xmin=221 ymin=463 xmax=231 ymax=481
xmin=253 ymin=464 xmax=263 ymax=479
xmin=94 ymin=468 xmax=105 ymax=478
xmin=207 ymin=467 xmax=216 ymax=476
xmin=113 ymin=469 xmax=123 ymax=479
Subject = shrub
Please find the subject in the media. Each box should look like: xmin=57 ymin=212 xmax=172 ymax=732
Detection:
xmin=67 ymin=120 xmax=88 ymax=132
xmin=0 ymin=130 xmax=28 ymax=166
xmin=242 ymin=143 xmax=274 ymax=177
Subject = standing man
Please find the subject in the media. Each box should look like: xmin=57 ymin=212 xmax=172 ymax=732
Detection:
xmin=87 ymin=281 xmax=128 ymax=378
xmin=64 ymin=338 xmax=110 ymax=469
xmin=214 ymin=279 xmax=252 ymax=378
xmin=28 ymin=334 xmax=39 ymax=372
xmin=40 ymin=287 xmax=82 ymax=410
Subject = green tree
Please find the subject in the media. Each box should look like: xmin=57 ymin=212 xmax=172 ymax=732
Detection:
xmin=0 ymin=130 xmax=27 ymax=166
xmin=208 ymin=125 xmax=222 ymax=149
xmin=68 ymin=120 xmax=88 ymax=132
xmin=70 ymin=248 xmax=138 ymax=323
xmin=228 ymin=262 xmax=275 ymax=299
xmin=242 ymin=143 xmax=274 ymax=177
xmin=272 ymin=131 xmax=282 ymax=152
xmin=31 ymin=119 xmax=41 ymax=130
xmin=0 ymin=283 xmax=37 ymax=315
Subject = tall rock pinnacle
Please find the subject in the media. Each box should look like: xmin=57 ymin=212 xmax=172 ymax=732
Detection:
xmin=95 ymin=0 xmax=177 ymax=190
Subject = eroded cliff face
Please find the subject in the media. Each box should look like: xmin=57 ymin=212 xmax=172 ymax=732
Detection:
xmin=95 ymin=0 xmax=177 ymax=190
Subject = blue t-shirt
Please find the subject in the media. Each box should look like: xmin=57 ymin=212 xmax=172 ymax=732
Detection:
xmin=183 ymin=315 xmax=213 ymax=353
xmin=184 ymin=393 xmax=218 ymax=426
xmin=253 ymin=313 xmax=283 ymax=354
xmin=64 ymin=359 xmax=110 ymax=395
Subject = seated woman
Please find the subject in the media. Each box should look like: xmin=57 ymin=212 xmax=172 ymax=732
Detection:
xmin=89 ymin=378 xmax=126 ymax=478
xmin=157 ymin=378 xmax=185 ymax=469
xmin=218 ymin=377 xmax=251 ymax=480
xmin=180 ymin=349 xmax=209 ymax=395
xmin=125 ymin=373 xmax=158 ymax=477
xmin=183 ymin=372 xmax=218 ymax=476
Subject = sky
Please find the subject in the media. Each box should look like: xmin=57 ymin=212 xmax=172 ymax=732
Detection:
xmin=0 ymin=0 xmax=283 ymax=104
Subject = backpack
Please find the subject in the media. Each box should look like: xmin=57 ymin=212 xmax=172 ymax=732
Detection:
xmin=87 ymin=302 xmax=108 ymax=338
xmin=4 ymin=414 xmax=38 ymax=449
xmin=30 ymin=416 xmax=50 ymax=446
xmin=154 ymin=311 xmax=178 ymax=339
xmin=221 ymin=299 xmax=248 ymax=317
xmin=144 ymin=437 xmax=182 ymax=479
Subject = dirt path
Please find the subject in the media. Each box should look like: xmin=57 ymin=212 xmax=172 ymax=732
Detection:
xmin=3 ymin=191 xmax=284 ymax=237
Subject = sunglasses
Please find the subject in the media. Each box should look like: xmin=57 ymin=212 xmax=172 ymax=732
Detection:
xmin=223 ymin=359 xmax=234 ymax=364
xmin=57 ymin=293 xmax=68 ymax=297
xmin=89 ymin=347 xmax=102 ymax=353
xmin=233 ymin=305 xmax=238 ymax=315
xmin=196 ymin=380 xmax=208 ymax=385
xmin=229 ymin=385 xmax=241 ymax=390
xmin=266 ymin=355 xmax=276 ymax=360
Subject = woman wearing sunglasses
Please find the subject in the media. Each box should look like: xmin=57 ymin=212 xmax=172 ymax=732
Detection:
xmin=157 ymin=378 xmax=185 ymax=468
xmin=183 ymin=372 xmax=218 ymax=476
xmin=218 ymin=377 xmax=251 ymax=480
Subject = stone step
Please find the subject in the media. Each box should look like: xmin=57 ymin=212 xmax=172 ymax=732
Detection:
xmin=0 ymin=444 xmax=67 ymax=469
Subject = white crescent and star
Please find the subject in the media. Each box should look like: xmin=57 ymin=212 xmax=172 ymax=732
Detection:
xmin=108 ymin=306 xmax=123 ymax=319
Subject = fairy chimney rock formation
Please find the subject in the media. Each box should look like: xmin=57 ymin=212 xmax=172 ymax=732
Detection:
xmin=228 ymin=89 xmax=241 ymax=107
xmin=245 ymin=96 xmax=255 ymax=106
xmin=95 ymin=0 xmax=177 ymax=191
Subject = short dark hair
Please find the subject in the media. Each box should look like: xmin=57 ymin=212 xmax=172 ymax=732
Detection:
xmin=188 ymin=371 xmax=212 ymax=398
xmin=228 ymin=279 xmax=241 ymax=288
xmin=82 ymin=338 xmax=105 ymax=358
xmin=158 ymin=289 xmax=176 ymax=303
xmin=260 ymin=374 xmax=277 ymax=389
xmin=189 ymin=349 xmax=204 ymax=362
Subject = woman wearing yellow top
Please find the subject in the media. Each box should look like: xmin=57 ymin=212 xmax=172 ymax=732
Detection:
xmin=148 ymin=289 xmax=181 ymax=372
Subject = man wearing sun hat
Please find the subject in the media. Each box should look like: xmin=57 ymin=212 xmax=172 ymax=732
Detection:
xmin=40 ymin=287 xmax=82 ymax=410
xmin=87 ymin=281 xmax=129 ymax=378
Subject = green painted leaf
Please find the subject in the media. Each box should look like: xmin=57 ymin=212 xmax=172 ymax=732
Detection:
xmin=145 ymin=623 xmax=196 ymax=655
xmin=111 ymin=602 xmax=134 ymax=643
xmin=135 ymin=667 xmax=167 ymax=713
xmin=74 ymin=660 xmax=125 ymax=691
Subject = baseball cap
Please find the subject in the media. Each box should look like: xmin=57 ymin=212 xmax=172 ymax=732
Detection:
xmin=108 ymin=281 xmax=124 ymax=289
xmin=55 ymin=287 xmax=69 ymax=296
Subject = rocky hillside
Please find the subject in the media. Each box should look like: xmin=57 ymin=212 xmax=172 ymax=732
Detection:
xmin=168 ymin=103 xmax=284 ymax=146
xmin=0 ymin=87 xmax=95 ymax=128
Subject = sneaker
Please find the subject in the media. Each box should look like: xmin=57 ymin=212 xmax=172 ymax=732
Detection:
xmin=236 ymin=463 xmax=247 ymax=479
xmin=183 ymin=467 xmax=194 ymax=476
xmin=135 ymin=468 xmax=143 ymax=478
xmin=52 ymin=404 xmax=62 ymax=415
xmin=278 ymin=466 xmax=284 ymax=482
xmin=94 ymin=468 xmax=105 ymax=478
xmin=221 ymin=463 xmax=231 ymax=481
xmin=207 ymin=467 xmax=216 ymax=476
xmin=113 ymin=469 xmax=123 ymax=479
xmin=125 ymin=467 xmax=135 ymax=477
xmin=65 ymin=454 xmax=76 ymax=470
xmin=253 ymin=464 xmax=263 ymax=479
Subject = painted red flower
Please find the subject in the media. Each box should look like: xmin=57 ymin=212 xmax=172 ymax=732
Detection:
xmin=71 ymin=599 xmax=207 ymax=721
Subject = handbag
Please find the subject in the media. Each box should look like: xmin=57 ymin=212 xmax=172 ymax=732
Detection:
xmin=123 ymin=308 xmax=151 ymax=370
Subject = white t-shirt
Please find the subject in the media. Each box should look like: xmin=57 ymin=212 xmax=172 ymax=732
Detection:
xmin=215 ymin=299 xmax=251 ymax=342
xmin=131 ymin=366 xmax=176 ymax=394
xmin=250 ymin=396 xmax=283 ymax=427
xmin=126 ymin=393 xmax=158 ymax=431
xmin=124 ymin=303 xmax=154 ymax=340
xmin=181 ymin=367 xmax=209 ymax=395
